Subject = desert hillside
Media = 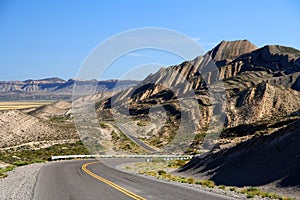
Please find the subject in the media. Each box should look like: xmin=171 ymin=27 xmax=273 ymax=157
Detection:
xmin=27 ymin=101 xmax=72 ymax=119
xmin=178 ymin=118 xmax=300 ymax=198
xmin=0 ymin=109 xmax=78 ymax=149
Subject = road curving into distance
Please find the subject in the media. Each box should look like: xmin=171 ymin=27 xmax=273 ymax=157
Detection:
xmin=33 ymin=158 xmax=233 ymax=200
xmin=116 ymin=123 xmax=158 ymax=153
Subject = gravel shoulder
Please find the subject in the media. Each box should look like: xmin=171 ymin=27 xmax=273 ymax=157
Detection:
xmin=0 ymin=162 xmax=46 ymax=200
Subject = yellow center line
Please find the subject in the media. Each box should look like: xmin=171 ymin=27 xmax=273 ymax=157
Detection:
xmin=81 ymin=162 xmax=147 ymax=200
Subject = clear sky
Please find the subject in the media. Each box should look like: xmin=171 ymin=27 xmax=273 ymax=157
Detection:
xmin=0 ymin=0 xmax=300 ymax=81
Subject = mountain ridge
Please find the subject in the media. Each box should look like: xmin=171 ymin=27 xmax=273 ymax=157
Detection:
xmin=92 ymin=39 xmax=300 ymax=196
xmin=0 ymin=78 xmax=140 ymax=100
xmin=96 ymin=39 xmax=300 ymax=151
xmin=208 ymin=39 xmax=257 ymax=62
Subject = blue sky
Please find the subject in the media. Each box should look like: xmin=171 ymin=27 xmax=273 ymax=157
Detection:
xmin=0 ymin=0 xmax=299 ymax=81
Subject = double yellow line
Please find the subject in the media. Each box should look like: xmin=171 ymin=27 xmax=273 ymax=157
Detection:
xmin=82 ymin=162 xmax=146 ymax=200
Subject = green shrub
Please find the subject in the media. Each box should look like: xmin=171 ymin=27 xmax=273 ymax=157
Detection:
xmin=158 ymin=170 xmax=167 ymax=175
xmin=163 ymin=174 xmax=172 ymax=180
xmin=50 ymin=116 xmax=68 ymax=122
xmin=111 ymin=131 xmax=119 ymax=141
xmin=195 ymin=180 xmax=202 ymax=185
xmin=187 ymin=177 xmax=194 ymax=184
xmin=0 ymin=165 xmax=15 ymax=178
xmin=167 ymin=159 xmax=189 ymax=168
xmin=0 ymin=173 xmax=8 ymax=178
xmin=194 ymin=180 xmax=215 ymax=188
xmin=218 ymin=185 xmax=226 ymax=190
xmin=180 ymin=178 xmax=188 ymax=183
xmin=143 ymin=171 xmax=157 ymax=177
xmin=13 ymin=161 xmax=29 ymax=166
xmin=239 ymin=187 xmax=294 ymax=200
xmin=99 ymin=122 xmax=109 ymax=129
xmin=31 ymin=159 xmax=44 ymax=163
xmin=247 ymin=187 xmax=259 ymax=192
xmin=0 ymin=141 xmax=89 ymax=166
xmin=137 ymin=121 xmax=147 ymax=126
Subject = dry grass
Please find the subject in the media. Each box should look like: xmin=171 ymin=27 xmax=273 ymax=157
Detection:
xmin=0 ymin=101 xmax=51 ymax=110
xmin=124 ymin=161 xmax=296 ymax=200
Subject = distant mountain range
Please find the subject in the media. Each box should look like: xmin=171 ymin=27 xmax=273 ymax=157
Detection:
xmin=0 ymin=78 xmax=140 ymax=100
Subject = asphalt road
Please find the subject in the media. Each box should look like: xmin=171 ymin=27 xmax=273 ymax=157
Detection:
xmin=116 ymin=123 xmax=157 ymax=153
xmin=33 ymin=159 xmax=233 ymax=200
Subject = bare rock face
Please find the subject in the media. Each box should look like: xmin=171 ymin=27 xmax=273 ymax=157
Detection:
xmin=209 ymin=39 xmax=257 ymax=62
xmin=226 ymin=82 xmax=300 ymax=127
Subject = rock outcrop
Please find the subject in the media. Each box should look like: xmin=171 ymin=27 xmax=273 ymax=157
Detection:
xmin=209 ymin=39 xmax=257 ymax=62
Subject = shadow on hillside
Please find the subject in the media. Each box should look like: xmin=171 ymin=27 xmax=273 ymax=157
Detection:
xmin=179 ymin=119 xmax=300 ymax=188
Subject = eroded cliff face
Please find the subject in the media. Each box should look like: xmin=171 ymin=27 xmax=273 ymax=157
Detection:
xmin=226 ymin=82 xmax=300 ymax=127
xmin=98 ymin=40 xmax=300 ymax=150
xmin=209 ymin=39 xmax=257 ymax=61
xmin=173 ymin=42 xmax=300 ymax=194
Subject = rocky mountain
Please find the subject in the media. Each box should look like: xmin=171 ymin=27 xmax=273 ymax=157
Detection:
xmin=209 ymin=39 xmax=257 ymax=62
xmin=93 ymin=39 xmax=300 ymax=197
xmin=97 ymin=39 xmax=300 ymax=152
xmin=0 ymin=78 xmax=140 ymax=100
